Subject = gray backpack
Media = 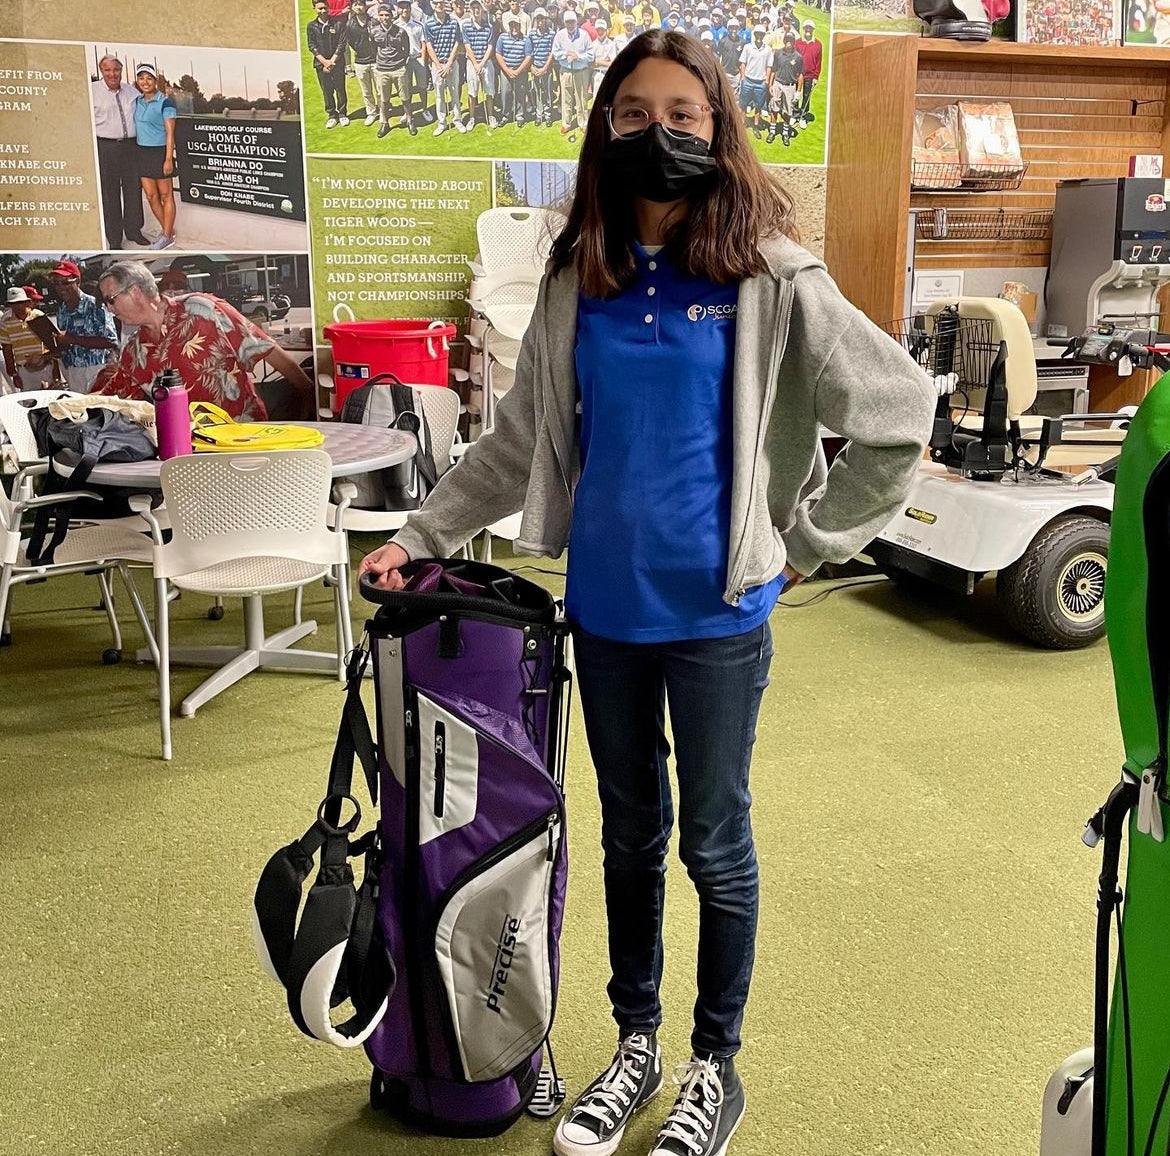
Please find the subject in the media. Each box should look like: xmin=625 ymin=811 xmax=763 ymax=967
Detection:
xmin=340 ymin=374 xmax=446 ymax=510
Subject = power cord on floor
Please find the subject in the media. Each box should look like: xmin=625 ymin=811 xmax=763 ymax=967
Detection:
xmin=778 ymin=576 xmax=889 ymax=608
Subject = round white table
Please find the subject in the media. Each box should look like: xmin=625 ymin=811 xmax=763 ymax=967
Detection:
xmin=51 ymin=422 xmax=416 ymax=716
xmin=52 ymin=421 xmax=416 ymax=486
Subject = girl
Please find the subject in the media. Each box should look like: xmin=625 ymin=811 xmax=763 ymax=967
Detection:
xmin=133 ymin=64 xmax=178 ymax=250
xmin=360 ymin=30 xmax=933 ymax=1156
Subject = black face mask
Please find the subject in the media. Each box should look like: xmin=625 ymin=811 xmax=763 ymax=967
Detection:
xmin=604 ymin=123 xmax=718 ymax=204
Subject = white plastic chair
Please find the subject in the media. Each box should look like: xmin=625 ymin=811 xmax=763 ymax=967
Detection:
xmin=0 ymin=477 xmax=155 ymax=663
xmin=470 ymin=207 xmax=565 ymax=277
xmin=0 ymin=390 xmax=82 ymax=497
xmin=131 ymin=450 xmax=352 ymax=760
xmin=466 ymin=266 xmax=543 ymax=434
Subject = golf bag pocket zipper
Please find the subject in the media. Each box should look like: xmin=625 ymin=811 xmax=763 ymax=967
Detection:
xmin=432 ymin=812 xmax=561 ymax=1083
xmin=433 ymin=721 xmax=446 ymax=818
xmin=415 ymin=693 xmax=478 ymax=844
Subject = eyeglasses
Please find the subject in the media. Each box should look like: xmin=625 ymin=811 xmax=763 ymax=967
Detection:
xmin=102 ymin=285 xmax=132 ymax=307
xmin=605 ymin=102 xmax=711 ymax=140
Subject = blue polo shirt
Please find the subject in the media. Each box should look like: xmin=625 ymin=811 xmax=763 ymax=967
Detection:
xmin=566 ymin=243 xmax=783 ymax=642
xmin=463 ymin=17 xmax=494 ymax=59
xmin=496 ymin=31 xmax=529 ymax=68
xmin=526 ymin=27 xmax=555 ymax=66
xmin=134 ymin=92 xmax=176 ymax=147
xmin=424 ymin=14 xmax=462 ymax=61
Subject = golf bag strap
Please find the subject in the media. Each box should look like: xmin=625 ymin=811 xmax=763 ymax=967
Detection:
xmin=253 ymin=817 xmax=392 ymax=1049
xmin=251 ymin=642 xmax=393 ymax=1049
xmin=25 ymin=454 xmax=96 ymax=566
xmin=325 ymin=645 xmax=378 ymax=813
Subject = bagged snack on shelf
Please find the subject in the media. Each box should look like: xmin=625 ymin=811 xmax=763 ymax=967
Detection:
xmin=957 ymin=101 xmax=1025 ymax=181
xmin=912 ymin=104 xmax=962 ymax=188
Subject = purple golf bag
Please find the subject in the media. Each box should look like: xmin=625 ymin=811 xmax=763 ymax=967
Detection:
xmin=253 ymin=558 xmax=572 ymax=1137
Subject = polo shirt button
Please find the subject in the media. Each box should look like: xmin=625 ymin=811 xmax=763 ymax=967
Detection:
xmin=647 ymin=286 xmax=656 ymax=297
xmin=648 ymin=261 xmax=657 ymax=271
xmin=644 ymin=314 xmax=653 ymax=324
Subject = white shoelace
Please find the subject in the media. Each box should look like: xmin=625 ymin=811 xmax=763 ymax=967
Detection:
xmin=656 ymin=1059 xmax=724 ymax=1156
xmin=571 ymin=1035 xmax=654 ymax=1131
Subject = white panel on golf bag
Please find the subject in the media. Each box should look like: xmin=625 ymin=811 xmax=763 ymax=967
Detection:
xmin=434 ymin=819 xmax=559 ymax=1082
xmin=417 ymin=693 xmax=479 ymax=845
xmin=1040 ymin=1047 xmax=1093 ymax=1156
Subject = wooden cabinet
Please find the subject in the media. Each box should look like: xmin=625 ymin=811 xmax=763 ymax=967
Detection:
xmin=825 ymin=37 xmax=1170 ymax=406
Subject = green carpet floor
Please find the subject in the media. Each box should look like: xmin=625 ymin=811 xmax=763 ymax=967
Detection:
xmin=0 ymin=548 xmax=1120 ymax=1156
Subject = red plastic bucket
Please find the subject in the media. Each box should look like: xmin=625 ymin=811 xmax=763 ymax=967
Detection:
xmin=323 ymin=319 xmax=456 ymax=412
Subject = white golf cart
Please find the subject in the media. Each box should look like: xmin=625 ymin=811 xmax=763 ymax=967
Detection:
xmin=867 ymin=299 xmax=1165 ymax=649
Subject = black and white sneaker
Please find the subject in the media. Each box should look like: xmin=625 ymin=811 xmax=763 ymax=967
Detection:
xmin=552 ymin=1032 xmax=663 ymax=1156
xmin=648 ymin=1056 xmax=745 ymax=1156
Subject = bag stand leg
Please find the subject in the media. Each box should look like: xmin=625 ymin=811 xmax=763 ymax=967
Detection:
xmin=1091 ymin=777 xmax=1140 ymax=1156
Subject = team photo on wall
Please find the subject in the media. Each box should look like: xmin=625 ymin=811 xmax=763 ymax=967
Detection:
xmin=298 ymin=0 xmax=830 ymax=162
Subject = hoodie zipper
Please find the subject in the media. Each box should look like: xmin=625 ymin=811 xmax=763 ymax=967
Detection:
xmin=727 ymin=286 xmax=793 ymax=606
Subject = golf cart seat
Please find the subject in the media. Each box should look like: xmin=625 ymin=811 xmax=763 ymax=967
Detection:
xmin=931 ymin=297 xmax=1125 ymax=468
xmin=928 ymin=296 xmax=1037 ymax=422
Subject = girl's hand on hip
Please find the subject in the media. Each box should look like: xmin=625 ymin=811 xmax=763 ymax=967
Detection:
xmin=781 ymin=563 xmax=804 ymax=587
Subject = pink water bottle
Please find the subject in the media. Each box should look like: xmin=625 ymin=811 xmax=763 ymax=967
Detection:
xmin=152 ymin=369 xmax=192 ymax=459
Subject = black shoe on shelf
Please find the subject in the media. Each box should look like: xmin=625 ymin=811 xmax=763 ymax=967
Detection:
xmin=647 ymin=1055 xmax=745 ymax=1156
xmin=552 ymin=1032 xmax=663 ymax=1156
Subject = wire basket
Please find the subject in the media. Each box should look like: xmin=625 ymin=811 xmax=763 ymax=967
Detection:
xmin=910 ymin=161 xmax=1029 ymax=192
xmin=879 ymin=311 xmax=998 ymax=392
xmin=915 ymin=208 xmax=1054 ymax=242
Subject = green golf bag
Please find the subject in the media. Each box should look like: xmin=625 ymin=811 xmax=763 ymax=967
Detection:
xmin=1042 ymin=366 xmax=1170 ymax=1156
xmin=1099 ymin=365 xmax=1170 ymax=1156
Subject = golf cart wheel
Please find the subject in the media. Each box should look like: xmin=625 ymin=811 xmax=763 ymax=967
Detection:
xmin=996 ymin=516 xmax=1108 ymax=649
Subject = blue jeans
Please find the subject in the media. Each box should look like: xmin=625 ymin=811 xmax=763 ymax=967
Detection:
xmin=572 ymin=621 xmax=773 ymax=1058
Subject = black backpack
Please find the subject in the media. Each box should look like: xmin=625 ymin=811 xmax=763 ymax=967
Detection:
xmin=26 ymin=407 xmax=156 ymax=565
xmin=339 ymin=374 xmax=445 ymax=511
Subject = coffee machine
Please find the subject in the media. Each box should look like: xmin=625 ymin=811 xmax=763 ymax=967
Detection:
xmin=1047 ymin=177 xmax=1170 ymax=340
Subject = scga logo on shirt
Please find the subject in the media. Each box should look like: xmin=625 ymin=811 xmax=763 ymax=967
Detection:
xmin=687 ymin=303 xmax=737 ymax=322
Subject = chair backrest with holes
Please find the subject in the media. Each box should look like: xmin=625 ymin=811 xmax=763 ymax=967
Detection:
xmin=0 ymin=390 xmax=81 ymax=464
xmin=156 ymin=450 xmax=341 ymax=580
xmin=413 ymin=385 xmax=460 ymax=467
xmin=471 ymin=267 xmax=544 ymax=343
xmin=475 ymin=207 xmax=565 ymax=273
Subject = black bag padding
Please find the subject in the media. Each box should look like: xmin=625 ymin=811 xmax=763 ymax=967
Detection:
xmin=339 ymin=373 xmax=443 ymax=511
xmin=252 ymin=647 xmax=396 ymax=1050
xmin=25 ymin=407 xmax=157 ymax=565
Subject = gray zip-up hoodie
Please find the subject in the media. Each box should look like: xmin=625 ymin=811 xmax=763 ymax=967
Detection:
xmin=392 ymin=235 xmax=936 ymax=604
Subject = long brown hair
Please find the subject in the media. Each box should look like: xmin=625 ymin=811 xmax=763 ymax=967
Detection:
xmin=549 ymin=30 xmax=796 ymax=299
